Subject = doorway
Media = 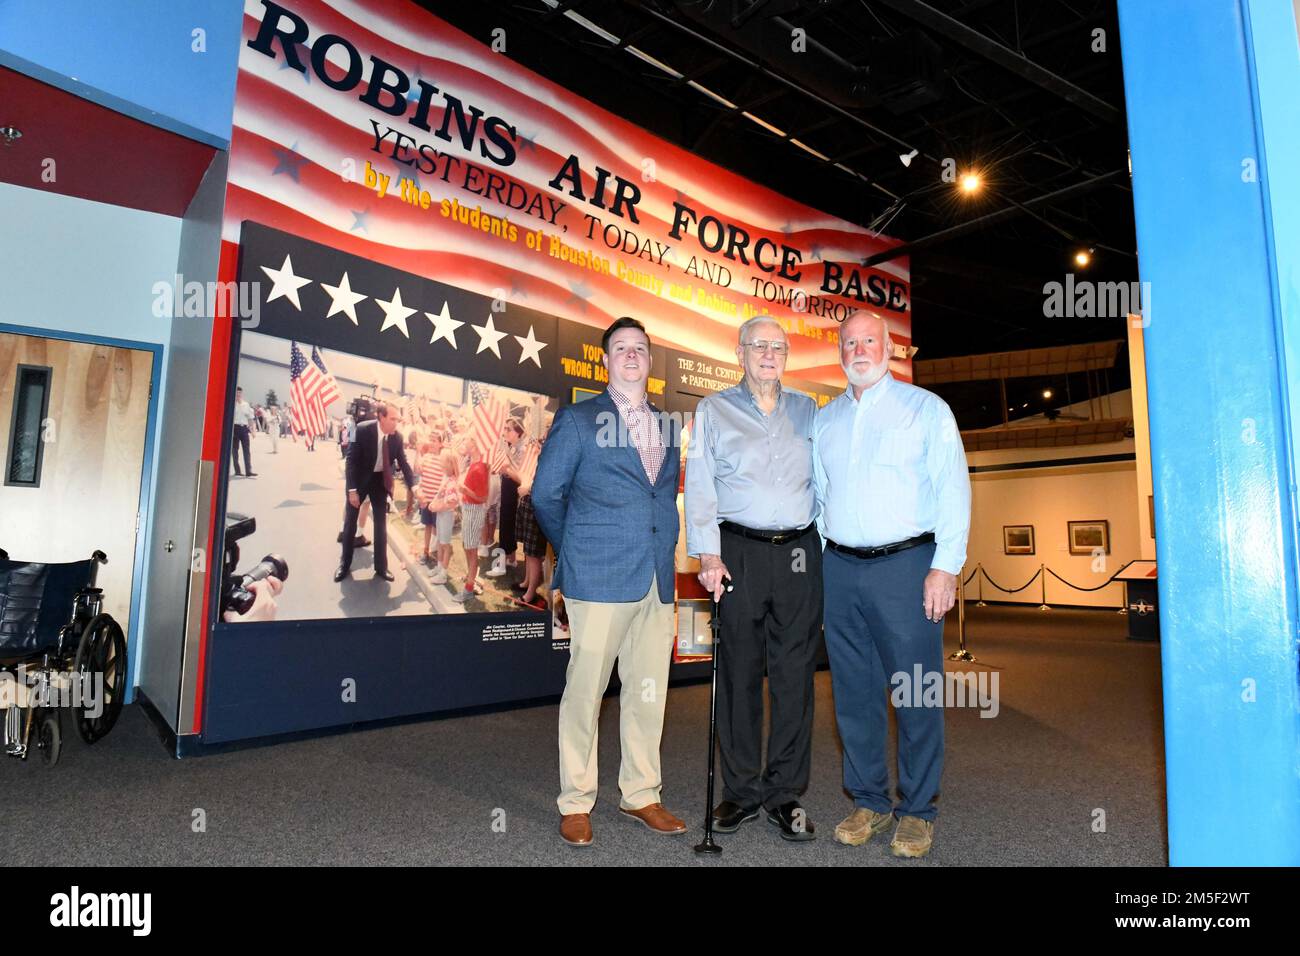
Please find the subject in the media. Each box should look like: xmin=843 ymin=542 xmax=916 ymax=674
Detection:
xmin=0 ymin=328 xmax=159 ymax=696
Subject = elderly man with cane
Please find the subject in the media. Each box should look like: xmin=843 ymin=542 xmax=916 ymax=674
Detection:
xmin=685 ymin=316 xmax=821 ymax=842
xmin=814 ymin=313 xmax=970 ymax=858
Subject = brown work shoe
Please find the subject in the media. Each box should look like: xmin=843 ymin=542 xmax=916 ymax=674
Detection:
xmin=890 ymin=815 xmax=935 ymax=858
xmin=619 ymin=802 xmax=688 ymax=835
xmin=560 ymin=812 xmax=593 ymax=847
xmin=833 ymin=807 xmax=894 ymax=846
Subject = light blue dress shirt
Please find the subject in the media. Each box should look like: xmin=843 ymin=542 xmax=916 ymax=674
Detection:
xmin=685 ymin=381 xmax=817 ymax=556
xmin=813 ymin=372 xmax=971 ymax=574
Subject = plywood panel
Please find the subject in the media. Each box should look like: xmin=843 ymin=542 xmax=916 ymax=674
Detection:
xmin=0 ymin=332 xmax=152 ymax=633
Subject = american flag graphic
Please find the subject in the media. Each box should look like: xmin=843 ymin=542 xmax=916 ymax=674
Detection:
xmin=516 ymin=438 xmax=541 ymax=486
xmin=311 ymin=346 xmax=341 ymax=407
xmin=469 ymin=382 xmax=507 ymax=461
xmin=289 ymin=342 xmax=327 ymax=437
xmin=487 ymin=443 xmax=511 ymax=475
xmin=419 ymin=454 xmax=447 ymax=500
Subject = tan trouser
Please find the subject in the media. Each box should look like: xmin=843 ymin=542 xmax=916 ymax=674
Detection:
xmin=557 ymin=575 xmax=674 ymax=815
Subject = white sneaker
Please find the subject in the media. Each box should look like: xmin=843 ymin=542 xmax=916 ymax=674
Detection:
xmin=484 ymin=566 xmax=506 ymax=578
xmin=451 ymin=589 xmax=472 ymax=603
xmin=430 ymin=568 xmax=448 ymax=585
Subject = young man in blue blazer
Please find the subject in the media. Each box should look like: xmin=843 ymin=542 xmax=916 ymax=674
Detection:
xmin=532 ymin=317 xmax=687 ymax=847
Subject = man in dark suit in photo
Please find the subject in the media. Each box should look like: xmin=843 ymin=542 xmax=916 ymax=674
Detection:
xmin=335 ymin=402 xmax=415 ymax=583
xmin=532 ymin=316 xmax=687 ymax=848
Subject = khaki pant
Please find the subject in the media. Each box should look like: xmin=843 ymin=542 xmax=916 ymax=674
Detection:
xmin=557 ymin=576 xmax=674 ymax=815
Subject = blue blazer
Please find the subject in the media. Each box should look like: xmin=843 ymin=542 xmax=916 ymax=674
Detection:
xmin=532 ymin=392 xmax=681 ymax=604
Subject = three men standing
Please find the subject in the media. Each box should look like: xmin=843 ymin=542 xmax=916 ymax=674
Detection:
xmin=532 ymin=317 xmax=687 ymax=847
xmin=814 ymin=313 xmax=970 ymax=858
xmin=685 ymin=318 xmax=822 ymax=841
xmin=532 ymin=310 xmax=968 ymax=857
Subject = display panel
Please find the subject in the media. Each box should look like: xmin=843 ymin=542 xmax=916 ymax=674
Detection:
xmin=225 ymin=330 xmax=556 ymax=621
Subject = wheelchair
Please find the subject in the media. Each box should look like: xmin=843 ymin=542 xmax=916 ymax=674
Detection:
xmin=0 ymin=549 xmax=127 ymax=766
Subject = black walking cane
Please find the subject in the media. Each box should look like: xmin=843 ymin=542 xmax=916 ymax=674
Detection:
xmin=694 ymin=575 xmax=732 ymax=856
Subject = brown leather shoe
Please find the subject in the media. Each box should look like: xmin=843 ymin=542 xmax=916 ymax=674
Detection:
xmin=560 ymin=813 xmax=593 ymax=847
xmin=619 ymin=802 xmax=688 ymax=835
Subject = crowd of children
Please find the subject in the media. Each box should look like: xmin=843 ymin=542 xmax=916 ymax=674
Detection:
xmin=396 ymin=404 xmax=551 ymax=614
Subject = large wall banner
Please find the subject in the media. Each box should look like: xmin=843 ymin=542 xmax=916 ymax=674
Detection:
xmin=200 ymin=0 xmax=911 ymax=742
xmin=225 ymin=0 xmax=912 ymax=382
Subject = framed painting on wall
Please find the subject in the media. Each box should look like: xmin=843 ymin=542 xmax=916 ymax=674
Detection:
xmin=1068 ymin=519 xmax=1111 ymax=555
xmin=1003 ymin=525 xmax=1035 ymax=555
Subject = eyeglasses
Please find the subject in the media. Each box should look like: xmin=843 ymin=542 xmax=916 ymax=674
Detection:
xmin=741 ymin=340 xmax=789 ymax=355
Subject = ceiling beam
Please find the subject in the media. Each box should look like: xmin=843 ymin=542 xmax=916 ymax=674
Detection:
xmin=868 ymin=0 xmax=1120 ymax=123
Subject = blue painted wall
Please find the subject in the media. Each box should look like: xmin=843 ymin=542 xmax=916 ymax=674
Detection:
xmin=0 ymin=0 xmax=244 ymax=147
xmin=1118 ymin=0 xmax=1300 ymax=865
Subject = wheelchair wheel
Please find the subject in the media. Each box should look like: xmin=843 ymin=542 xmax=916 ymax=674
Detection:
xmin=73 ymin=613 xmax=126 ymax=744
xmin=35 ymin=710 xmax=61 ymax=766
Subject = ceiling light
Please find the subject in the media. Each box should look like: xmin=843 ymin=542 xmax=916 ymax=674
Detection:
xmin=0 ymin=126 xmax=21 ymax=146
xmin=960 ymin=173 xmax=981 ymax=194
xmin=1042 ymin=389 xmax=1053 ymax=400
xmin=899 ymin=148 xmax=918 ymax=167
xmin=1074 ymin=249 xmax=1091 ymax=267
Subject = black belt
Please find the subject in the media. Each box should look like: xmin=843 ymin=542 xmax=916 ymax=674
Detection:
xmin=720 ymin=521 xmax=816 ymax=546
xmin=826 ymin=532 xmax=935 ymax=560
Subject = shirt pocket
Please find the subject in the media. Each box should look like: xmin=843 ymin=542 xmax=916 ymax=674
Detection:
xmin=873 ymin=428 xmax=923 ymax=470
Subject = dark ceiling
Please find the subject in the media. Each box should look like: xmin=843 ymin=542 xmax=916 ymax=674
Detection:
xmin=419 ymin=0 xmax=1139 ymax=428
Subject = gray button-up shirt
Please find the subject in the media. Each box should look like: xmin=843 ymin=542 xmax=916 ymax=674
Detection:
xmin=684 ymin=381 xmax=818 ymax=557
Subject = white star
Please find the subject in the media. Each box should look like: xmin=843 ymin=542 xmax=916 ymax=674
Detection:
xmin=320 ymin=271 xmax=367 ymax=325
xmin=513 ymin=324 xmax=548 ymax=367
xmin=260 ymin=254 xmax=312 ymax=310
xmin=376 ymin=287 xmax=416 ymax=338
xmin=472 ymin=314 xmax=508 ymax=359
xmin=425 ymin=301 xmax=463 ymax=348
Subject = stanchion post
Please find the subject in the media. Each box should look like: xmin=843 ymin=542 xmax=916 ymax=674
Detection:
xmin=976 ymin=562 xmax=987 ymax=606
xmin=1039 ymin=563 xmax=1050 ymax=611
xmin=1117 ymin=579 xmax=1129 ymax=614
xmin=949 ymin=565 xmax=975 ymax=662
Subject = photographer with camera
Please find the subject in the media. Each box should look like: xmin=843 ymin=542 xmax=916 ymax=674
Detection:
xmin=221 ymin=514 xmax=288 ymax=623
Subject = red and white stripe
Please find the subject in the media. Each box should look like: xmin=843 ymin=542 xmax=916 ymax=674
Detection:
xmin=471 ymin=387 xmax=508 ymax=461
xmin=419 ymin=457 xmax=447 ymax=500
xmin=224 ymin=0 xmax=913 ymax=385
xmin=516 ymin=439 xmax=541 ymax=487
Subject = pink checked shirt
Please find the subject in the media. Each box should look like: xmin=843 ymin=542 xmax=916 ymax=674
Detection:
xmin=608 ymin=385 xmax=665 ymax=484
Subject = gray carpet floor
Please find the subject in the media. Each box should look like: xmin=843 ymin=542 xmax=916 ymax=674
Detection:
xmin=0 ymin=605 xmax=1167 ymax=866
